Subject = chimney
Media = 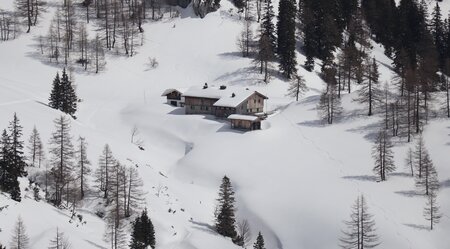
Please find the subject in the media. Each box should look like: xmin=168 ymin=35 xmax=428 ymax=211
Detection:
xmin=231 ymin=93 xmax=236 ymax=98
xmin=203 ymin=83 xmax=208 ymax=89
xmin=220 ymin=85 xmax=227 ymax=90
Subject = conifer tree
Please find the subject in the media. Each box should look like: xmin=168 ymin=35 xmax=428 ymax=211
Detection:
xmin=60 ymin=68 xmax=78 ymax=116
xmin=130 ymin=208 xmax=156 ymax=249
xmin=261 ymin=0 xmax=276 ymax=52
xmin=49 ymin=72 xmax=62 ymax=110
xmin=424 ymin=190 xmax=441 ymax=230
xmin=9 ymin=216 xmax=30 ymax=249
xmin=277 ymin=0 xmax=297 ymax=78
xmin=8 ymin=113 xmax=27 ymax=178
xmin=372 ymin=129 xmax=395 ymax=181
xmin=6 ymin=113 xmax=27 ymax=202
xmin=215 ymin=176 xmax=237 ymax=239
xmin=431 ymin=2 xmax=445 ymax=69
xmin=0 ymin=130 xmax=12 ymax=192
xmin=76 ymin=136 xmax=91 ymax=199
xmin=340 ymin=195 xmax=380 ymax=249
xmin=253 ymin=232 xmax=265 ymax=249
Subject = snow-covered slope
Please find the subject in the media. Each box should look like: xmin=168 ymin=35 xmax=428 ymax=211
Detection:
xmin=1 ymin=0 xmax=450 ymax=248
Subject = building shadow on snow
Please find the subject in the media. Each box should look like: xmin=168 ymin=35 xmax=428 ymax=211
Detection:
xmin=167 ymin=108 xmax=185 ymax=115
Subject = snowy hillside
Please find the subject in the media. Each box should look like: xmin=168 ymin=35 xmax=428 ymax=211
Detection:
xmin=1 ymin=0 xmax=450 ymax=248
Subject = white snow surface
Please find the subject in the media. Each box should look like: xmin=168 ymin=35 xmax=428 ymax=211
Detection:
xmin=0 ymin=0 xmax=450 ymax=248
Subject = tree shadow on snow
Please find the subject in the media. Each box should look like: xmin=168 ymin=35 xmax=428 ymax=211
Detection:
xmin=346 ymin=121 xmax=381 ymax=142
xmin=342 ymin=175 xmax=378 ymax=182
xmin=394 ymin=190 xmax=423 ymax=198
xmin=84 ymin=240 xmax=108 ymax=249
xmin=439 ymin=179 xmax=450 ymax=189
xmin=189 ymin=220 xmax=217 ymax=235
xmin=390 ymin=172 xmax=411 ymax=178
xmin=297 ymin=119 xmax=324 ymax=127
xmin=403 ymin=223 xmax=429 ymax=231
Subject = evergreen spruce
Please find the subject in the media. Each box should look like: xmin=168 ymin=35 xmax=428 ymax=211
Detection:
xmin=49 ymin=72 xmax=62 ymax=110
xmin=60 ymin=68 xmax=78 ymax=116
xmin=130 ymin=208 xmax=156 ymax=249
xmin=4 ymin=113 xmax=28 ymax=202
xmin=49 ymin=69 xmax=78 ymax=116
xmin=0 ymin=129 xmax=12 ymax=192
xmin=215 ymin=176 xmax=237 ymax=239
xmin=277 ymin=0 xmax=297 ymax=78
xmin=253 ymin=232 xmax=265 ymax=249
xmin=261 ymin=0 xmax=276 ymax=52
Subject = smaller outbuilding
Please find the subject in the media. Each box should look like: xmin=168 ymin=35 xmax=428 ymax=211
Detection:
xmin=161 ymin=88 xmax=186 ymax=107
xmin=228 ymin=114 xmax=261 ymax=130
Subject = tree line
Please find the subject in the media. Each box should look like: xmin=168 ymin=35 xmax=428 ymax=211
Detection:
xmin=0 ymin=112 xmax=155 ymax=249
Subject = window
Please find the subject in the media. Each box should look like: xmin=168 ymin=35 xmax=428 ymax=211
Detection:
xmin=206 ymin=107 xmax=209 ymax=111
xmin=258 ymin=99 xmax=261 ymax=103
xmin=254 ymin=99 xmax=256 ymax=104
xmin=191 ymin=105 xmax=195 ymax=110
xmin=257 ymin=108 xmax=260 ymax=112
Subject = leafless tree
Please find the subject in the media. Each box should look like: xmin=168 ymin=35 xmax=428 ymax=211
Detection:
xmin=287 ymin=74 xmax=307 ymax=101
xmin=340 ymin=195 xmax=380 ymax=249
xmin=9 ymin=216 xmax=29 ymax=249
xmin=27 ymin=126 xmax=43 ymax=167
xmin=424 ymin=190 xmax=441 ymax=230
xmin=237 ymin=219 xmax=252 ymax=248
xmin=75 ymin=136 xmax=91 ymax=199
xmin=372 ymin=129 xmax=395 ymax=181
xmin=48 ymin=228 xmax=71 ymax=249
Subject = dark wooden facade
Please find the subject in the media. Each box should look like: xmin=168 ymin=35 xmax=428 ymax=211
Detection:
xmin=230 ymin=119 xmax=261 ymax=130
xmin=184 ymin=92 xmax=267 ymax=117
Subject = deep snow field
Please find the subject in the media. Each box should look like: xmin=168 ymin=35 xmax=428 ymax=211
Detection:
xmin=1 ymin=0 xmax=450 ymax=248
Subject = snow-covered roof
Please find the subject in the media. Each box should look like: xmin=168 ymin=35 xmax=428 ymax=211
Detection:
xmin=182 ymin=85 xmax=267 ymax=108
xmin=228 ymin=114 xmax=260 ymax=121
xmin=161 ymin=88 xmax=187 ymax=96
